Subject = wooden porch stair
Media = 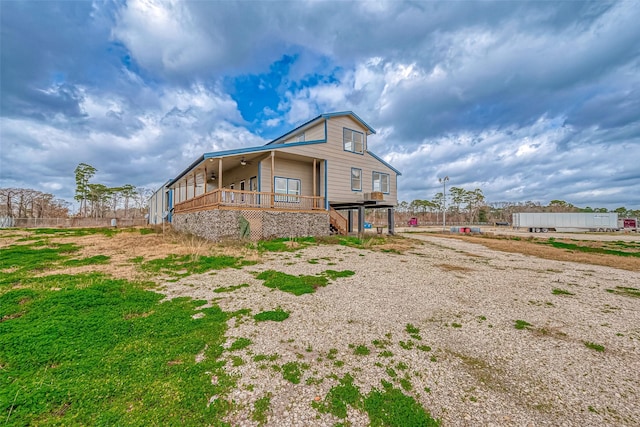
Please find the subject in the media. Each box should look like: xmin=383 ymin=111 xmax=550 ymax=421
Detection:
xmin=329 ymin=207 xmax=348 ymax=235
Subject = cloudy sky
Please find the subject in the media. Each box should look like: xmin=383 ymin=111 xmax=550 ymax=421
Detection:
xmin=1 ymin=0 xmax=639 ymax=210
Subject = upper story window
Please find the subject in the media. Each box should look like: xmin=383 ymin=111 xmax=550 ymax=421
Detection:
xmin=343 ymin=128 xmax=364 ymax=154
xmin=372 ymin=172 xmax=390 ymax=194
xmin=351 ymin=168 xmax=362 ymax=191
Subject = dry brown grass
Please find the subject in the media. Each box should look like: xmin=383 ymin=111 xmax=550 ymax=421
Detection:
xmin=431 ymin=232 xmax=640 ymax=271
xmin=436 ymin=263 xmax=474 ymax=273
xmin=0 ymin=230 xmax=33 ymax=248
xmin=0 ymin=227 xmax=262 ymax=281
xmin=367 ymin=234 xmax=418 ymax=253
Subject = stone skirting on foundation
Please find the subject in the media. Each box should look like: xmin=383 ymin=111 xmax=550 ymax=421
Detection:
xmin=172 ymin=209 xmax=330 ymax=241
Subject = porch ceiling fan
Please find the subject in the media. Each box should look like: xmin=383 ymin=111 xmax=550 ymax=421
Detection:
xmin=240 ymin=156 xmax=252 ymax=166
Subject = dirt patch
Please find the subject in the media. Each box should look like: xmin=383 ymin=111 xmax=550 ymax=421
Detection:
xmin=0 ymin=230 xmax=34 ymax=247
xmin=436 ymin=263 xmax=474 ymax=272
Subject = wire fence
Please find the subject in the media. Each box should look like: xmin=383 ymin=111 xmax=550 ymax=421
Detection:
xmin=0 ymin=217 xmax=148 ymax=228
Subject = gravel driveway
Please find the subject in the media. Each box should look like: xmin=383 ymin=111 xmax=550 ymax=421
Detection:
xmin=162 ymin=234 xmax=640 ymax=426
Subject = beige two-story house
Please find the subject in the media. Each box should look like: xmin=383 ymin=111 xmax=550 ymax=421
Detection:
xmin=149 ymin=111 xmax=401 ymax=241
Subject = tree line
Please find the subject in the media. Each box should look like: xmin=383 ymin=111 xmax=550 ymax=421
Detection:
xmin=0 ymin=188 xmax=70 ymax=218
xmin=74 ymin=163 xmax=151 ymax=218
xmin=0 ymin=163 xmax=153 ymax=220
xmin=396 ymin=187 xmax=487 ymax=223
xmin=395 ymin=188 xmax=640 ymax=225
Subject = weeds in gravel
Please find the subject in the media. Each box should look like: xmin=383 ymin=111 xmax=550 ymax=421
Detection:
xmin=399 ymin=340 xmax=414 ymax=350
xmin=231 ymin=356 xmax=245 ymax=366
xmin=256 ymin=269 xmax=355 ymax=296
xmin=584 ymin=342 xmax=605 ymax=352
xmin=514 ymin=320 xmax=532 ymax=330
xmin=399 ymin=376 xmax=413 ymax=391
xmin=552 ymin=288 xmax=574 ymax=296
xmin=281 ymin=361 xmax=308 ymax=384
xmin=256 ymin=270 xmax=328 ymax=295
xmin=327 ymin=348 xmax=339 ymax=360
xmin=405 ymin=324 xmax=420 ymax=334
xmin=606 ymin=286 xmax=640 ymax=298
xmin=313 ymin=373 xmax=362 ymax=418
xmin=140 ymin=254 xmax=256 ymax=278
xmin=253 ymin=308 xmax=290 ymax=322
xmin=405 ymin=323 xmax=422 ymax=340
xmin=228 ymin=337 xmax=253 ymax=351
xmin=252 ymin=393 xmax=272 ymax=425
xmin=254 ymin=237 xmax=316 ymax=252
xmin=365 ymin=380 xmax=439 ymax=426
xmin=324 ymin=269 xmax=355 ymax=280
xmin=353 ymin=345 xmax=371 ymax=356
xmin=372 ymin=338 xmax=392 ymax=349
xmin=214 ymin=283 xmax=250 ymax=293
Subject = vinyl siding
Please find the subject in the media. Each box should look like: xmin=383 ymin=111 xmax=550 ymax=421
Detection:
xmin=272 ymin=116 xmax=398 ymax=205
xmin=260 ymin=156 xmax=315 ymax=197
xmin=219 ymin=162 xmax=259 ymax=190
xmin=148 ymin=186 xmax=168 ymax=225
xmin=169 ymin=114 xmax=398 ymax=207
xmin=283 ymin=122 xmax=326 ymax=143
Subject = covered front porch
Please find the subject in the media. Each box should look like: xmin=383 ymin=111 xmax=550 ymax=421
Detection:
xmin=173 ymin=188 xmax=325 ymax=214
xmin=170 ymin=149 xmax=327 ymax=214
xmin=168 ymin=149 xmax=330 ymax=241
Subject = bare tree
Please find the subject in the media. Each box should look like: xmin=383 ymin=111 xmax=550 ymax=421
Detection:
xmin=0 ymin=188 xmax=70 ymax=218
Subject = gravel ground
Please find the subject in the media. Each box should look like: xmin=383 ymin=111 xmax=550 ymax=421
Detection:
xmin=161 ymin=234 xmax=640 ymax=426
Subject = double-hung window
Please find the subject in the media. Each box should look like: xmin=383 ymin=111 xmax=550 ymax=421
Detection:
xmin=343 ymin=128 xmax=364 ymax=154
xmin=351 ymin=168 xmax=362 ymax=191
xmin=372 ymin=172 xmax=390 ymax=194
xmin=274 ymin=177 xmax=301 ymax=202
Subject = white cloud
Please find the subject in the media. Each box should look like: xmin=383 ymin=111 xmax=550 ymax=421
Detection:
xmin=112 ymin=0 xmax=217 ymax=75
xmin=2 ymin=0 xmax=639 ymax=210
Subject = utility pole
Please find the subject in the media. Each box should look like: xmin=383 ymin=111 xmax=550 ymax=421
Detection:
xmin=439 ymin=176 xmax=449 ymax=231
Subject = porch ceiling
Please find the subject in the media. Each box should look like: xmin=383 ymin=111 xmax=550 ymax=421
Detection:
xmin=173 ymin=151 xmax=321 ymax=186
